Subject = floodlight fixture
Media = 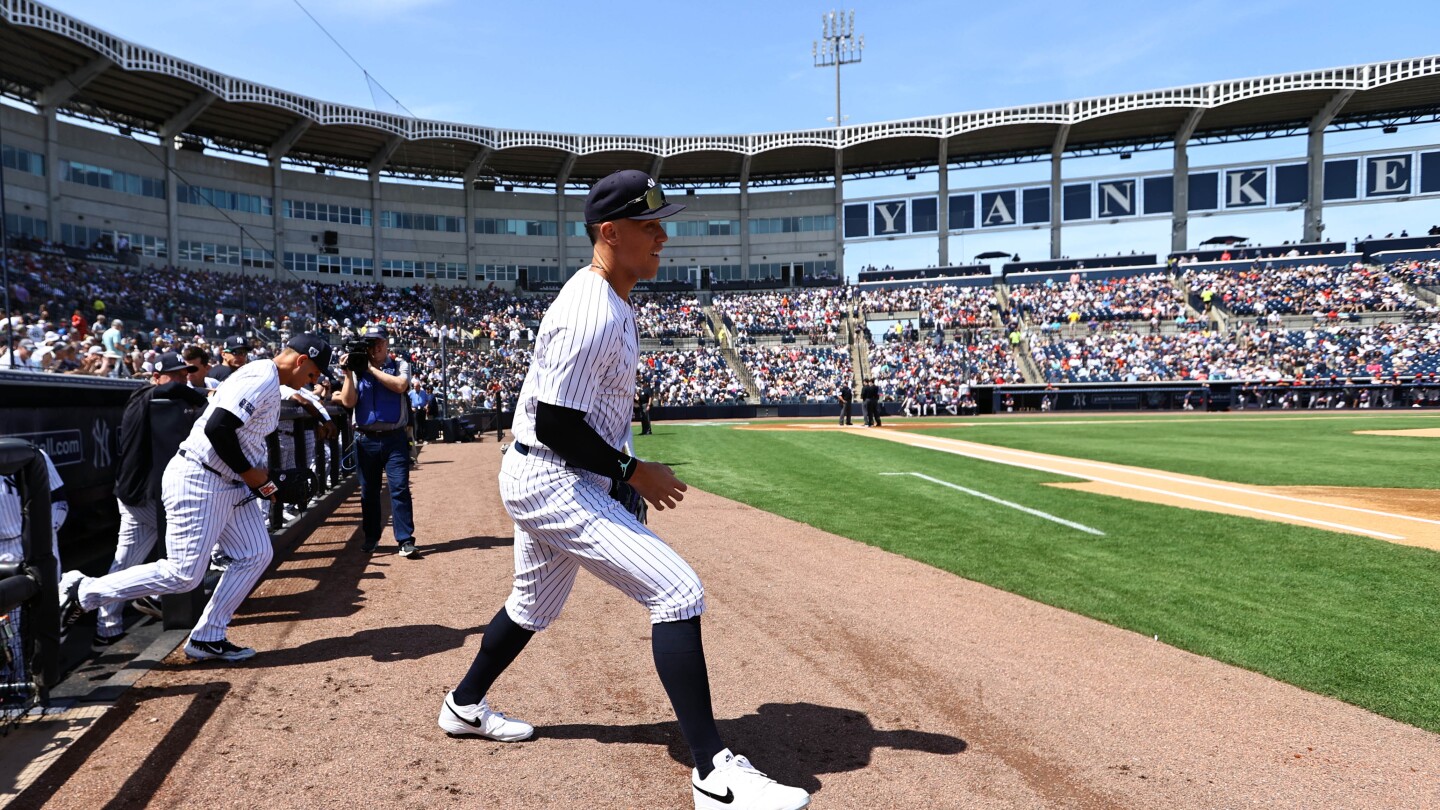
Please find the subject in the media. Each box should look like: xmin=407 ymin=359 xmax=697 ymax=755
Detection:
xmin=813 ymin=9 xmax=864 ymax=129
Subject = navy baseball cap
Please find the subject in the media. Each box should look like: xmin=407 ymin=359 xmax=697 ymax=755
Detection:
xmin=287 ymin=333 xmax=333 ymax=369
xmin=154 ymin=352 xmax=196 ymax=374
xmin=584 ymin=170 xmax=685 ymax=225
xmin=361 ymin=324 xmax=389 ymax=341
xmin=222 ymin=335 xmax=249 ymax=353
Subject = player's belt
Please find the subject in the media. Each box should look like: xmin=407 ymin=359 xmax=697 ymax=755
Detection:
xmin=510 ymin=442 xmax=562 ymax=464
xmin=178 ymin=449 xmax=242 ymax=485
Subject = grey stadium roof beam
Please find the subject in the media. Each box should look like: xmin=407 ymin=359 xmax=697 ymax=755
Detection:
xmin=2 ymin=0 xmax=1440 ymax=189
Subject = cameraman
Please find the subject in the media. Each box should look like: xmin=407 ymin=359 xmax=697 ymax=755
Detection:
xmin=337 ymin=324 xmax=419 ymax=558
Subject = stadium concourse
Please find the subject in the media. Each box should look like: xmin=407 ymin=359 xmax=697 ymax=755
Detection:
xmin=4 ymin=245 xmax=1440 ymax=410
xmin=6 ymin=438 xmax=1439 ymax=809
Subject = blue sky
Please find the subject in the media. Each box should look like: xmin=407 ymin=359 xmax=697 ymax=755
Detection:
xmin=33 ymin=0 xmax=1440 ymax=273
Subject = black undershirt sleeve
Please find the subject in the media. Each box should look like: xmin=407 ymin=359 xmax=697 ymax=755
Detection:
xmin=534 ymin=401 xmax=636 ymax=481
xmin=205 ymin=408 xmax=254 ymax=477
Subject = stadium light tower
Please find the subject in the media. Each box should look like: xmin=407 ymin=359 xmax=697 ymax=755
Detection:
xmin=813 ymin=10 xmax=864 ymax=128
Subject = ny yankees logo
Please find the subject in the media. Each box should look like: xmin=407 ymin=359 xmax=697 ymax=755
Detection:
xmin=91 ymin=418 xmax=112 ymax=468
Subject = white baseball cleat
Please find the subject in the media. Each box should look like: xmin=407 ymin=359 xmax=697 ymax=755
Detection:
xmin=437 ymin=692 xmax=533 ymax=741
xmin=692 ymin=749 xmax=810 ymax=810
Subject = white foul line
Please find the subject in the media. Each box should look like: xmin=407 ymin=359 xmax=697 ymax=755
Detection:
xmin=888 ymin=436 xmax=1407 ymax=542
xmin=882 ymin=472 xmax=1106 ymax=536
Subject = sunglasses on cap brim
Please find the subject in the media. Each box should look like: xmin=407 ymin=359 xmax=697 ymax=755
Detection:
xmin=600 ymin=185 xmax=668 ymax=221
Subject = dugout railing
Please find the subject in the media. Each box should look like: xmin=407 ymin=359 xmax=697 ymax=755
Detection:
xmin=0 ymin=440 xmax=59 ymax=735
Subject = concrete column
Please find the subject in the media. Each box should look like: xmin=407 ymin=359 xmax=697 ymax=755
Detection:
xmin=42 ymin=108 xmax=60 ymax=242
xmin=833 ymin=147 xmax=845 ymax=282
xmin=165 ymin=146 xmax=179 ymax=268
xmin=462 ymin=148 xmax=491 ymax=288
xmin=556 ymin=184 xmax=568 ymax=279
xmin=369 ymin=173 xmax=383 ymax=282
xmin=463 ymin=183 xmax=476 ymax=288
xmin=937 ymin=139 xmax=949 ymax=268
xmin=739 ymin=156 xmax=751 ymax=284
xmin=1304 ymin=125 xmax=1325 ymax=243
xmin=1050 ymin=125 xmax=1069 ymax=260
xmin=556 ymin=154 xmax=576 ymax=282
xmin=1305 ymin=89 xmax=1355 ymax=244
xmin=1171 ymin=143 xmax=1190 ymax=253
xmin=1171 ymin=108 xmax=1205 ymax=254
xmin=270 ymin=158 xmax=284 ymax=281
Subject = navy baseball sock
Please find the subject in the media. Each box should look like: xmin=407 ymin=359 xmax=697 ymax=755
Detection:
xmin=452 ymin=606 xmax=534 ymax=706
xmin=652 ymin=617 xmax=725 ymax=778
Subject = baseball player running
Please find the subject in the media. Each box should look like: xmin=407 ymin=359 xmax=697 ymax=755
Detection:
xmin=437 ymin=170 xmax=808 ymax=810
xmin=98 ymin=352 xmax=209 ymax=647
xmin=59 ymin=335 xmax=332 ymax=661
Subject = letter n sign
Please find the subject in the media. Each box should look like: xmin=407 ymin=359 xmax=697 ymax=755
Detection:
xmin=1097 ymin=180 xmax=1136 ymax=217
xmin=872 ymin=200 xmax=908 ymax=235
xmin=1225 ymin=168 xmax=1267 ymax=208
xmin=1366 ymin=155 xmax=1411 ymax=197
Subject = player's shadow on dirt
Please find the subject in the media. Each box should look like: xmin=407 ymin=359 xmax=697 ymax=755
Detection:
xmin=240 ymin=534 xmax=507 ymax=625
xmin=355 ymin=534 xmax=511 ymax=560
xmin=7 ymin=680 xmax=231 ymax=809
xmin=398 ymin=534 xmax=513 ymax=557
xmin=166 ymin=624 xmax=481 ymax=670
xmin=539 ymin=702 xmax=965 ymax=792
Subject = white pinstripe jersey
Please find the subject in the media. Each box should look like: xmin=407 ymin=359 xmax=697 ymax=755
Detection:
xmin=0 ymin=449 xmax=66 ymax=550
xmin=178 ymin=359 xmax=281 ymax=477
xmin=512 ymin=267 xmax=638 ymax=453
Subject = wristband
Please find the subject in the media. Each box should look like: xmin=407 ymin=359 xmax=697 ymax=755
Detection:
xmin=258 ymin=480 xmax=278 ymax=498
xmin=617 ymin=455 xmax=637 ymax=481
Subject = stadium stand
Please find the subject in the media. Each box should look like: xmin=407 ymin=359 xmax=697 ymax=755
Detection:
xmin=1181 ymin=264 xmax=1427 ymax=317
xmin=637 ymin=348 xmax=748 ymax=406
xmin=737 ymin=345 xmax=854 ymax=404
xmin=1007 ymin=271 xmax=1185 ymax=327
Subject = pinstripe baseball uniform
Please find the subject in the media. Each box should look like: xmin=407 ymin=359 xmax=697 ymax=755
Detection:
xmin=0 ymin=449 xmax=68 ymax=584
xmin=1 ymin=450 xmax=69 ymax=672
xmin=503 ymin=267 xmax=703 ymax=630
xmin=67 ymin=360 xmax=281 ymax=644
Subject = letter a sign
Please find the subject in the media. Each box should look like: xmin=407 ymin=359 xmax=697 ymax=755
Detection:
xmin=980 ymin=191 xmax=1017 ymax=227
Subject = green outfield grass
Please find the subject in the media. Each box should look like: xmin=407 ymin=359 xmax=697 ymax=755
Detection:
xmin=637 ymin=413 xmax=1440 ymax=734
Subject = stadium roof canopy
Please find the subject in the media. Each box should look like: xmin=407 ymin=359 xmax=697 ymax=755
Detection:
xmin=3 ymin=0 xmax=1440 ymax=189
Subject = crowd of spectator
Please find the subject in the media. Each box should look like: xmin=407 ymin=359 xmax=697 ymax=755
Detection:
xmin=857 ymin=283 xmax=998 ymax=329
xmin=7 ymin=242 xmax=1440 ymax=409
xmin=869 ymin=332 xmax=1022 ymax=397
xmin=737 ymin=346 xmax=853 ymax=404
xmin=1387 ymin=258 xmax=1440 ymax=290
xmin=714 ymin=288 xmax=848 ymax=342
xmin=1008 ymin=272 xmax=1185 ymax=326
xmin=632 ymin=292 xmax=710 ymax=340
xmin=1182 ymin=264 xmax=1427 ymax=317
xmin=637 ymin=348 xmax=747 ymax=406
xmin=1029 ymin=320 xmax=1440 ymax=384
